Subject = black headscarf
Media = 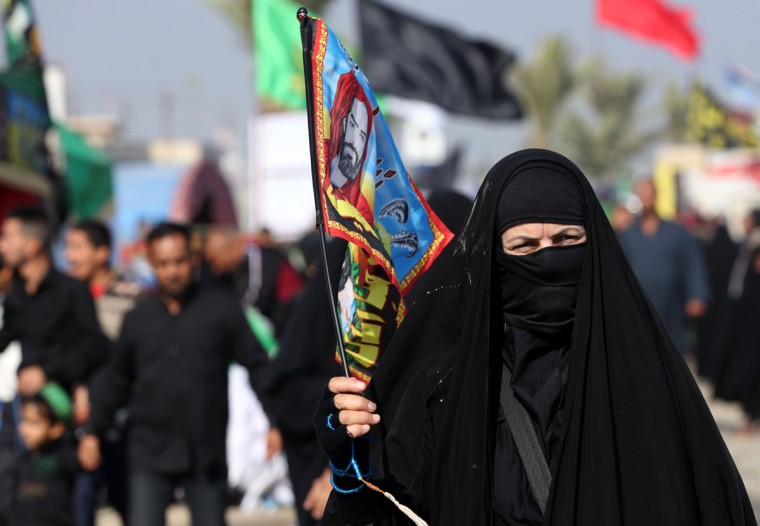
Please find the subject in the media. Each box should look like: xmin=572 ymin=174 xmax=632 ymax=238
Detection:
xmin=350 ymin=149 xmax=753 ymax=525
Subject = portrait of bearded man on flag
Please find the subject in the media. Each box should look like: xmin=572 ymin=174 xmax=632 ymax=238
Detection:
xmin=325 ymin=71 xmax=374 ymax=224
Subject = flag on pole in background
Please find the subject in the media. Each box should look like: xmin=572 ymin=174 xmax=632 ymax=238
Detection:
xmin=686 ymin=82 xmax=759 ymax=149
xmin=0 ymin=0 xmax=52 ymax=178
xmin=3 ymin=0 xmax=43 ymax=70
xmin=596 ymin=0 xmax=699 ymax=60
xmin=359 ymin=0 xmax=522 ymax=120
xmin=55 ymin=122 xmax=113 ymax=219
xmin=253 ymin=0 xmax=306 ymax=110
xmin=301 ymin=14 xmax=454 ymax=380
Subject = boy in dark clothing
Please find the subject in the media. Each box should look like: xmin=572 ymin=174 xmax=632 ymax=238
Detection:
xmin=8 ymin=382 xmax=79 ymax=526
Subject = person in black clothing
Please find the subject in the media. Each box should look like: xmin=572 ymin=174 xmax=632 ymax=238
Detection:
xmin=0 ymin=206 xmax=108 ymax=395
xmin=202 ymin=225 xmax=303 ymax=334
xmin=695 ymin=217 xmax=739 ymax=381
xmin=714 ymin=210 xmax=760 ymax=432
xmin=8 ymin=382 xmax=79 ymax=526
xmin=317 ymin=149 xmax=753 ymax=525
xmin=66 ymin=220 xmax=133 ymax=526
xmin=78 ymin=223 xmax=275 ymax=526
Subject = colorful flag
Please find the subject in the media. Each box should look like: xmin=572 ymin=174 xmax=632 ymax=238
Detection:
xmin=359 ymin=0 xmax=522 ymax=120
xmin=301 ymin=14 xmax=454 ymax=379
xmin=3 ymin=0 xmax=43 ymax=70
xmin=0 ymin=0 xmax=55 ymax=198
xmin=252 ymin=0 xmax=306 ymax=110
xmin=596 ymin=0 xmax=699 ymax=60
xmin=1 ymin=0 xmax=50 ymax=174
xmin=336 ymin=244 xmax=402 ymax=381
xmin=685 ymin=82 xmax=759 ymax=149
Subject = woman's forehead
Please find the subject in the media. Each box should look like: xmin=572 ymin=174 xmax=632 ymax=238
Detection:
xmin=502 ymin=222 xmax=585 ymax=240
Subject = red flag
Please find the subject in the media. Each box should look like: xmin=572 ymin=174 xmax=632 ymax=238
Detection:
xmin=597 ymin=0 xmax=700 ymax=60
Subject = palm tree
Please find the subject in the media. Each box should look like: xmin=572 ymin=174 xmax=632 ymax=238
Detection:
xmin=559 ymin=61 xmax=657 ymax=180
xmin=512 ymin=36 xmax=580 ymax=149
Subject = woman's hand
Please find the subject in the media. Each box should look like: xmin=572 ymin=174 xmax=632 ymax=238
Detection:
xmin=328 ymin=376 xmax=381 ymax=439
xmin=314 ymin=377 xmax=377 ymax=496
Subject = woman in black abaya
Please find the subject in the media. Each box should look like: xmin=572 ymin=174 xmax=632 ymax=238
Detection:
xmin=316 ymin=149 xmax=754 ymax=525
xmin=714 ymin=210 xmax=760 ymax=431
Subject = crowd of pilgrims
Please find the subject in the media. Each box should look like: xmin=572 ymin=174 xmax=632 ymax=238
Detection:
xmin=0 ymin=176 xmax=758 ymax=526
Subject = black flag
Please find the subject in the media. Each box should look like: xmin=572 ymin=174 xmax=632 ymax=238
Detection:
xmin=359 ymin=0 xmax=523 ymax=119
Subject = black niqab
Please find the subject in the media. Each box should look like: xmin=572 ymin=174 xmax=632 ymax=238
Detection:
xmin=328 ymin=149 xmax=753 ymax=525
xmin=494 ymin=245 xmax=584 ymax=337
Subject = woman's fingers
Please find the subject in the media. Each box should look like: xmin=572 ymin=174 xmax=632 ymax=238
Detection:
xmin=328 ymin=376 xmax=367 ymax=395
xmin=339 ymin=409 xmax=381 ymax=426
xmin=346 ymin=423 xmax=372 ymax=439
xmin=333 ymin=393 xmax=376 ymax=412
xmin=326 ymin=376 xmax=379 ymax=439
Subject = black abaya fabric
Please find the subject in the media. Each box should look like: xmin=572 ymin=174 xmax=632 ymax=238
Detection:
xmin=324 ymin=149 xmax=754 ymax=525
xmin=714 ymin=245 xmax=760 ymax=420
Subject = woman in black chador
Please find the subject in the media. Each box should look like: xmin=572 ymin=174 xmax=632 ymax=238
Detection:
xmin=315 ymin=149 xmax=754 ymax=525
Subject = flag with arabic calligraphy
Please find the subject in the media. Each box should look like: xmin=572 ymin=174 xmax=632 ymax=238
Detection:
xmin=300 ymin=14 xmax=454 ymax=379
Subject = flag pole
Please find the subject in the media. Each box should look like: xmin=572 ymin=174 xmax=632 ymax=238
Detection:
xmin=298 ymin=7 xmax=351 ymax=378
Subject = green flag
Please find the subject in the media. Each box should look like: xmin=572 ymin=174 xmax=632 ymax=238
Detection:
xmin=252 ymin=0 xmax=306 ymax=110
xmin=3 ymin=0 xmax=43 ymax=69
xmin=54 ymin=122 xmax=113 ymax=219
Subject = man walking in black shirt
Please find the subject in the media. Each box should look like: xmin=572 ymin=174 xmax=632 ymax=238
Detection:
xmin=79 ymin=223 xmax=274 ymax=526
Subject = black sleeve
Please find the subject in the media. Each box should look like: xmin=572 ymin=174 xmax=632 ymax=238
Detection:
xmin=85 ymin=312 xmax=136 ymax=437
xmin=43 ymin=281 xmax=109 ymax=385
xmin=228 ymin=300 xmax=275 ymax=421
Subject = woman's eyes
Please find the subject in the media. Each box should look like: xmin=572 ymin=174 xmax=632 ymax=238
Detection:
xmin=554 ymin=234 xmax=585 ymax=245
xmin=504 ymin=233 xmax=586 ymax=254
xmin=508 ymin=242 xmax=538 ymax=253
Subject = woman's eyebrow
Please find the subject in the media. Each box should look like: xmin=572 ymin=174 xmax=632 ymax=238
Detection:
xmin=504 ymin=234 xmax=540 ymax=244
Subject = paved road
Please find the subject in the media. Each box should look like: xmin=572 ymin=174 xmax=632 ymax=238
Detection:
xmin=96 ymin=382 xmax=760 ymax=525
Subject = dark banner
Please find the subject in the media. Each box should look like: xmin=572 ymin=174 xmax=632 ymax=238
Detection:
xmin=686 ymin=82 xmax=758 ymax=149
xmin=359 ymin=0 xmax=523 ymax=119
